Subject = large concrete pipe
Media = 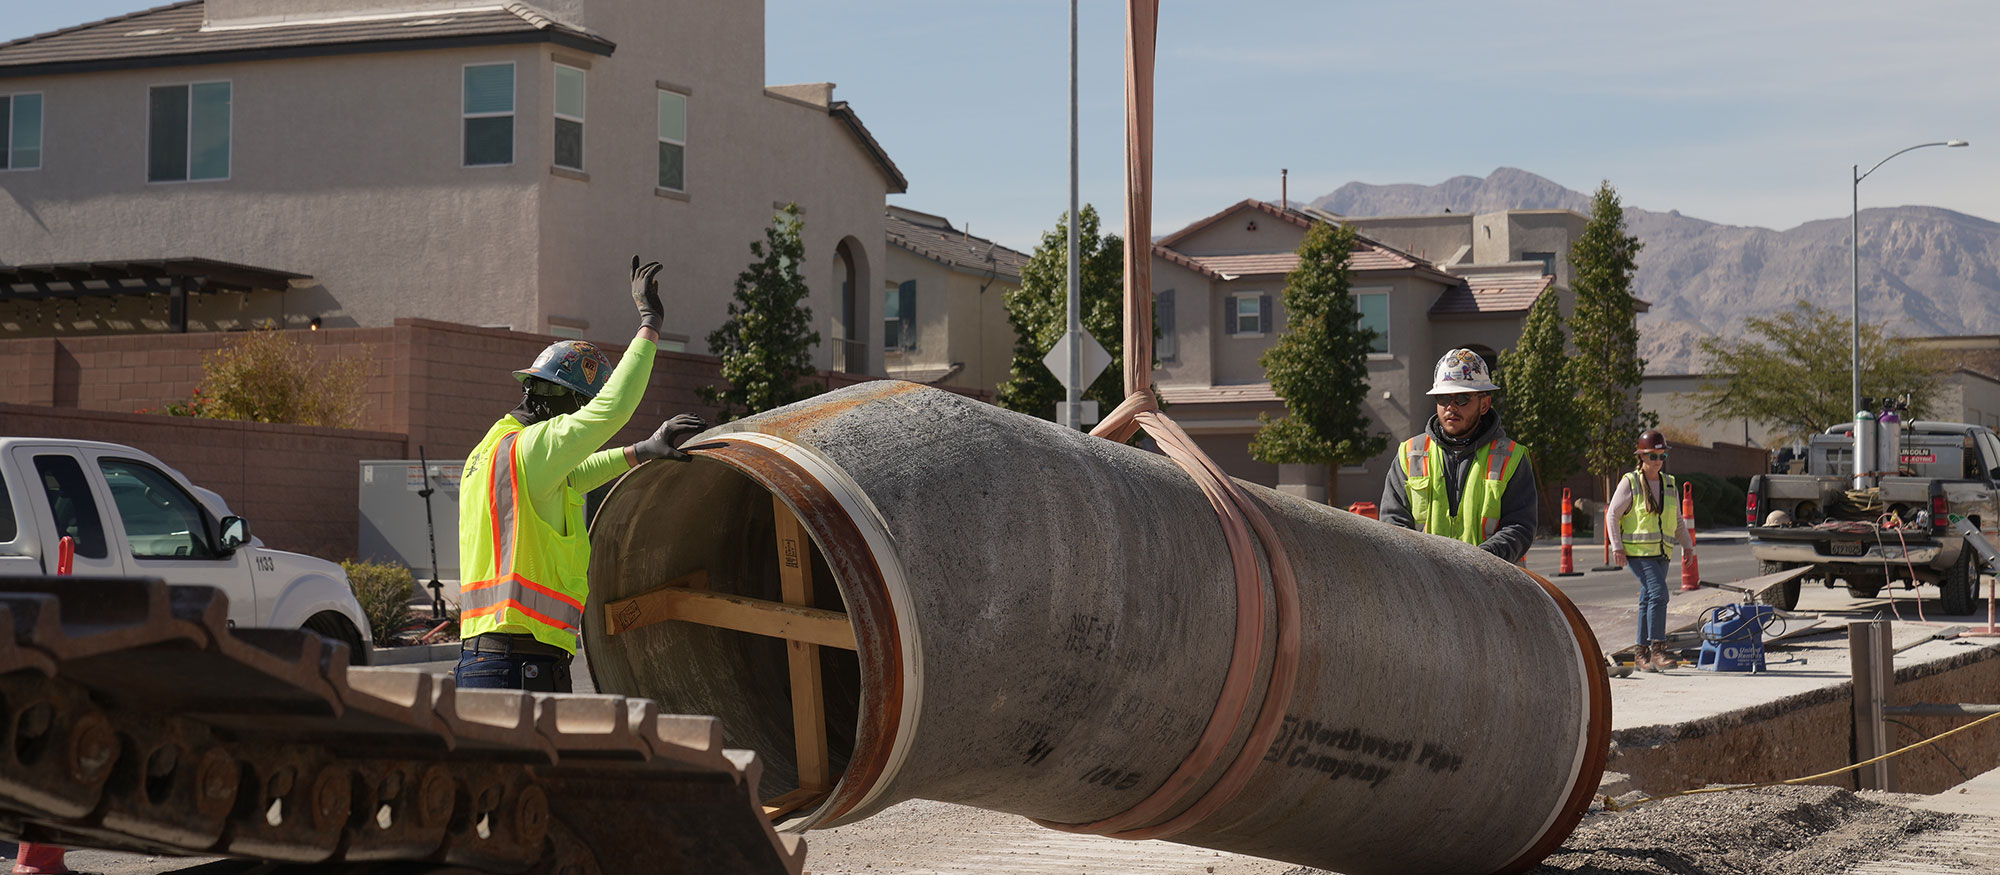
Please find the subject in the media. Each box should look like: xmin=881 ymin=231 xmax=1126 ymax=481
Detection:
xmin=586 ymin=381 xmax=1609 ymax=874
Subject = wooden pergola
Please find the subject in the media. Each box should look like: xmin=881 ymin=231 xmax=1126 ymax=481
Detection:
xmin=0 ymin=258 xmax=310 ymax=332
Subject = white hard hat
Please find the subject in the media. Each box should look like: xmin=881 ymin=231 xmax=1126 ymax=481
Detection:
xmin=1427 ymin=348 xmax=1500 ymax=395
xmin=1764 ymin=510 xmax=1794 ymax=527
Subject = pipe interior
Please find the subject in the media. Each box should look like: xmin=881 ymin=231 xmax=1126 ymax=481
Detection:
xmin=587 ymin=457 xmax=863 ymax=801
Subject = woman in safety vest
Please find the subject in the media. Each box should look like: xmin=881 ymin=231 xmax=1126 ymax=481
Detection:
xmin=1607 ymin=429 xmax=1696 ymax=671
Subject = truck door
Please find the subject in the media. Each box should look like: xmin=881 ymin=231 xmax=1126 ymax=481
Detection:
xmin=9 ymin=447 xmax=124 ymax=577
xmin=91 ymin=455 xmax=258 ymax=629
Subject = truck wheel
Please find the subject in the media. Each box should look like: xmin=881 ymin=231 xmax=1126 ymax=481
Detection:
xmin=1940 ymin=550 xmax=1977 ymax=616
xmin=1756 ymin=562 xmax=1802 ymax=610
xmin=305 ymin=611 xmax=370 ymax=666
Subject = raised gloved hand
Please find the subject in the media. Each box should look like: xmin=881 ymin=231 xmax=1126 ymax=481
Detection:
xmin=632 ymin=413 xmax=707 ymax=463
xmin=631 ymin=255 xmax=664 ymax=330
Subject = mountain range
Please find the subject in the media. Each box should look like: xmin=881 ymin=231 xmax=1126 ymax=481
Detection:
xmin=1308 ymin=167 xmax=2000 ymax=374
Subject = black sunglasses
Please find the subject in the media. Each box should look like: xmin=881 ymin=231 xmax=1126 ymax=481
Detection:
xmin=1435 ymin=394 xmax=1484 ymax=408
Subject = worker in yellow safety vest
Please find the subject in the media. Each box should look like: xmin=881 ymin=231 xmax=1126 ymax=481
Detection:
xmin=455 ymin=257 xmax=707 ymax=692
xmin=1380 ymin=348 xmax=1538 ymax=562
xmin=1607 ymin=429 xmax=1696 ymax=672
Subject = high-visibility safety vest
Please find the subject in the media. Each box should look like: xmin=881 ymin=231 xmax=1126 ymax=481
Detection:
xmin=458 ymin=418 xmax=591 ymax=653
xmin=1397 ymin=433 xmax=1524 ymax=547
xmin=1619 ymin=471 xmax=1680 ymax=559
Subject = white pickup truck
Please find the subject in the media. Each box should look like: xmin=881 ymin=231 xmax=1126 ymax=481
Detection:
xmin=0 ymin=437 xmax=373 ymax=661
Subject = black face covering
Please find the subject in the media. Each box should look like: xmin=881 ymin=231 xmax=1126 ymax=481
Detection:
xmin=511 ymin=379 xmax=585 ymax=426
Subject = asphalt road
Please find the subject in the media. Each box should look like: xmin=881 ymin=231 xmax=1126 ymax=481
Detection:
xmin=1525 ymin=530 xmax=1765 ymax=610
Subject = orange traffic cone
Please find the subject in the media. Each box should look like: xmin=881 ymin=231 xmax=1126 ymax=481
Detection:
xmin=1557 ymin=489 xmax=1581 ymax=577
xmin=13 ymin=843 xmax=69 ymax=875
xmin=1680 ymin=482 xmax=1701 ymax=591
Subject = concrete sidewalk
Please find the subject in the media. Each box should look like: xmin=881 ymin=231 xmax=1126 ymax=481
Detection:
xmin=1607 ymin=582 xmax=1996 ymax=733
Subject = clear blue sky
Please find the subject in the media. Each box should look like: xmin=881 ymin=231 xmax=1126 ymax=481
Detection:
xmin=10 ymin=1 xmax=1998 ymax=252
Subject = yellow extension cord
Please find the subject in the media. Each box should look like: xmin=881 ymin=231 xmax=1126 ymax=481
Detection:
xmin=1601 ymin=709 xmax=2000 ymax=812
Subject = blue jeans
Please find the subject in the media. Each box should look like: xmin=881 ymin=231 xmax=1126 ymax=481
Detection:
xmin=1629 ymin=556 xmax=1671 ymax=647
xmin=454 ymin=649 xmax=573 ymax=693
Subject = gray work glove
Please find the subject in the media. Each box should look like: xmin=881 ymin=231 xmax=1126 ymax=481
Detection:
xmin=632 ymin=413 xmax=706 ymax=463
xmin=631 ymin=255 xmax=664 ymax=330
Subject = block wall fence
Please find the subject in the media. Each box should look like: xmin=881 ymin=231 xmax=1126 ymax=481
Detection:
xmin=1 ymin=319 xmax=966 ymax=560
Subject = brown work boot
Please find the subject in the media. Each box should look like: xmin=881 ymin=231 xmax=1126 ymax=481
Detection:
xmin=1652 ymin=643 xmax=1681 ymax=670
xmin=1637 ymin=644 xmax=1659 ymax=672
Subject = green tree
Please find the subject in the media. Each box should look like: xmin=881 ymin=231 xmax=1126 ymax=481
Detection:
xmin=1496 ymin=290 xmax=1585 ymax=503
xmin=1565 ymin=180 xmax=1656 ymax=485
xmin=699 ymin=203 xmax=822 ymax=421
xmin=1247 ymin=221 xmax=1386 ymax=503
xmin=1691 ymin=300 xmax=1945 ymax=445
xmin=996 ymin=205 xmax=1131 ymax=418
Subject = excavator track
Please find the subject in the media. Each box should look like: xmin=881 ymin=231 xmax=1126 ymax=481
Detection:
xmin=0 ymin=576 xmax=805 ymax=874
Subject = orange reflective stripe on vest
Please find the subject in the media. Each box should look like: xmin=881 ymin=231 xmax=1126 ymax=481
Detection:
xmin=460 ymin=573 xmax=584 ymax=632
xmin=1405 ymin=434 xmax=1432 ymax=478
xmin=459 ymin=426 xmax=592 ymax=651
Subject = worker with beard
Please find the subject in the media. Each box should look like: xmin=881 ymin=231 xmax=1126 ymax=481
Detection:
xmin=1379 ymin=348 xmax=1538 ymax=562
xmin=454 ymin=256 xmax=707 ymax=692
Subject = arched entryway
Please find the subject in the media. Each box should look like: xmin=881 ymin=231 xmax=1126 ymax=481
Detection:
xmin=831 ymin=238 xmax=872 ymax=374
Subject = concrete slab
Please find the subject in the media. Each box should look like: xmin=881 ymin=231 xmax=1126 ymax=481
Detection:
xmin=1609 ymin=584 xmax=1998 ymax=735
xmin=1910 ymin=759 xmax=2000 ymax=817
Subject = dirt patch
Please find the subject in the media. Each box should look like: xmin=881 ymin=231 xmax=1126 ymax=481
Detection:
xmin=1278 ymin=785 xmax=1957 ymax=875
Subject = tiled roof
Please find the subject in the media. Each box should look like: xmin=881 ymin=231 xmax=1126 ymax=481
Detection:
xmin=831 ymin=101 xmax=908 ymax=194
xmin=1154 ymin=235 xmax=1448 ymax=282
xmin=1157 ymin=198 xmax=1311 ymax=248
xmin=886 ymin=211 xmax=1028 ymax=281
xmin=1158 ymin=384 xmax=1281 ymax=405
xmin=0 ymin=1 xmax=614 ymax=77
xmin=1427 ymin=272 xmax=1552 ymax=318
xmin=1152 ymin=198 xmax=1459 ymax=285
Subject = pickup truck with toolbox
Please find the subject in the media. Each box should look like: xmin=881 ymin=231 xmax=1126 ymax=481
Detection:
xmin=1746 ymin=420 xmax=2000 ymax=613
xmin=0 ymin=437 xmax=373 ymax=660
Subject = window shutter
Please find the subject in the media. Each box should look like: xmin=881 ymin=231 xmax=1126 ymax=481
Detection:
xmin=898 ymin=281 xmax=917 ymax=349
xmin=1259 ymin=294 xmax=1273 ymax=334
xmin=1223 ymin=295 xmax=1237 ymax=335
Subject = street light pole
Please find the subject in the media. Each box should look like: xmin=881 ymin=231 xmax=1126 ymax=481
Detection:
xmin=1850 ymin=140 xmax=1968 ymax=419
xmin=1064 ymin=0 xmax=1082 ymax=430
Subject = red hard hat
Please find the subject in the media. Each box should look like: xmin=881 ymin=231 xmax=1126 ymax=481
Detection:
xmin=1634 ymin=429 xmax=1668 ymax=452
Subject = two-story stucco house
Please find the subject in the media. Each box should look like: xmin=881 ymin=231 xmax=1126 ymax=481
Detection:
xmin=1152 ymin=199 xmax=1598 ymax=506
xmin=0 ymin=0 xmax=906 ymax=374
xmin=880 ymin=206 xmax=1027 ymax=394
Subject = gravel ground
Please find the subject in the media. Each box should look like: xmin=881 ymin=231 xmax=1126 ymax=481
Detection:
xmin=9 ymin=784 xmax=1980 ymax=874
xmin=813 ymin=785 xmax=1976 ymax=875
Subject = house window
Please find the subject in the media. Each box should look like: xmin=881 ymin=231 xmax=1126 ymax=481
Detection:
xmin=1156 ymin=288 xmax=1177 ymax=360
xmin=1523 ymin=251 xmax=1557 ymax=276
xmin=657 ymin=89 xmax=686 ymax=191
xmin=1356 ymin=291 xmax=1389 ymax=355
xmin=1223 ymin=293 xmax=1270 ymax=336
xmin=1 ymin=92 xmax=42 ymax=170
xmin=463 ymin=62 xmax=515 ymax=167
xmin=553 ymin=64 xmax=585 ymax=171
xmin=884 ymin=280 xmax=916 ymax=350
xmin=147 ymin=81 xmax=229 ymax=182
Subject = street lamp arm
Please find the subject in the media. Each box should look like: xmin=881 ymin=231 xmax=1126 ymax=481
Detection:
xmin=1857 ymin=141 xmax=1969 ymax=184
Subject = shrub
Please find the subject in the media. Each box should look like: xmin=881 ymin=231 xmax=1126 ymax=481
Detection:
xmin=157 ymin=328 xmax=370 ymax=427
xmin=1681 ymin=472 xmax=1749 ymax=531
xmin=342 ymin=559 xmax=414 ymax=645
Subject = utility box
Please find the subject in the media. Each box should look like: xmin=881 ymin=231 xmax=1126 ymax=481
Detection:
xmin=358 ymin=459 xmax=462 ymax=581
